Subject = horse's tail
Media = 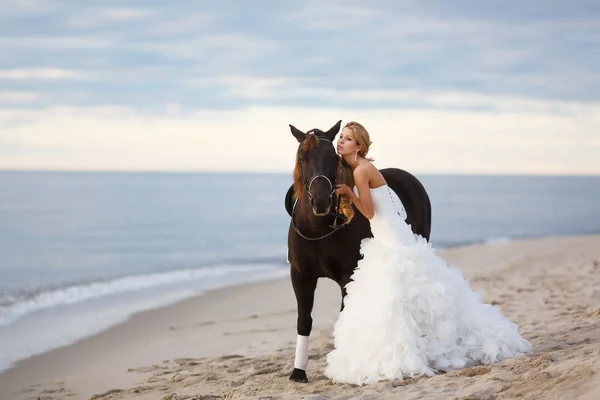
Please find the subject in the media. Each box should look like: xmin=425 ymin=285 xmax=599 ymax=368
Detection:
xmin=422 ymin=186 xmax=432 ymax=240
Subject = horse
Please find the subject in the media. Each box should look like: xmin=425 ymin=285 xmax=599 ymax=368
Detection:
xmin=286 ymin=120 xmax=432 ymax=383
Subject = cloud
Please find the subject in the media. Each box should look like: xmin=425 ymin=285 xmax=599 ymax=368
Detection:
xmin=189 ymin=77 xmax=599 ymax=116
xmin=0 ymin=68 xmax=83 ymax=80
xmin=0 ymin=36 xmax=113 ymax=49
xmin=0 ymin=1 xmax=598 ymax=173
xmin=1 ymin=1 xmax=597 ymax=105
xmin=0 ymin=91 xmax=41 ymax=103
xmin=0 ymin=99 xmax=598 ymax=174
xmin=0 ymin=0 xmax=58 ymax=18
xmin=65 ymin=7 xmax=158 ymax=29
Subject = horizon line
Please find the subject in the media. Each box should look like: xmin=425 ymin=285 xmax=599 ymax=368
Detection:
xmin=1 ymin=168 xmax=599 ymax=178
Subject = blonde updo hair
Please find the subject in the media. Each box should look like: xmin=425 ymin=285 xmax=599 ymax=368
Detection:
xmin=337 ymin=121 xmax=375 ymax=223
xmin=343 ymin=121 xmax=374 ymax=161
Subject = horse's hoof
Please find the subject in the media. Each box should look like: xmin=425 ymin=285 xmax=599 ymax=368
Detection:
xmin=289 ymin=368 xmax=308 ymax=383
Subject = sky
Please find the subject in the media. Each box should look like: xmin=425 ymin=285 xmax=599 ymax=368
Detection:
xmin=0 ymin=0 xmax=599 ymax=175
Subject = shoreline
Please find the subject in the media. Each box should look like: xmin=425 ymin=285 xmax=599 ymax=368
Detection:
xmin=1 ymin=234 xmax=600 ymax=399
xmin=0 ymin=236 xmax=519 ymax=374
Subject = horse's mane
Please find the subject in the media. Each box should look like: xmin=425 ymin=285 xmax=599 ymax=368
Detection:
xmin=293 ymin=133 xmax=320 ymax=200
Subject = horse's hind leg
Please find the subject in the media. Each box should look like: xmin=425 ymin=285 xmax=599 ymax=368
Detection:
xmin=289 ymin=266 xmax=317 ymax=383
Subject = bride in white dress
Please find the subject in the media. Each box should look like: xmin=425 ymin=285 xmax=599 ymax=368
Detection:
xmin=325 ymin=121 xmax=532 ymax=385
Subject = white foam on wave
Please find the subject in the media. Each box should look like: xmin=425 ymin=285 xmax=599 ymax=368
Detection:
xmin=483 ymin=236 xmax=512 ymax=245
xmin=0 ymin=264 xmax=286 ymax=328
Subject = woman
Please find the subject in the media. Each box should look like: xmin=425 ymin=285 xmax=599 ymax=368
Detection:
xmin=324 ymin=121 xmax=532 ymax=385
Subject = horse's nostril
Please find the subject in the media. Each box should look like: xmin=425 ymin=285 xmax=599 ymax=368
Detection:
xmin=312 ymin=201 xmax=331 ymax=216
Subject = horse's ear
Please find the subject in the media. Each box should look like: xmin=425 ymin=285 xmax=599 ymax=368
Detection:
xmin=323 ymin=120 xmax=342 ymax=142
xmin=289 ymin=124 xmax=306 ymax=143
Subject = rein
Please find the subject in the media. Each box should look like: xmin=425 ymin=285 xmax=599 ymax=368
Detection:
xmin=291 ymin=136 xmax=349 ymax=241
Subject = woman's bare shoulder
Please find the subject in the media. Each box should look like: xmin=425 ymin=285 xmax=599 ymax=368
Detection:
xmin=354 ymin=161 xmax=378 ymax=174
xmin=353 ymin=161 xmax=379 ymax=180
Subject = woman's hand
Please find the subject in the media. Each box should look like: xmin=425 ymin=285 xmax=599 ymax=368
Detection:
xmin=335 ymin=184 xmax=352 ymax=197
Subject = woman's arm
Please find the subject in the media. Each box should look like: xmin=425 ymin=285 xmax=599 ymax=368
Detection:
xmin=348 ymin=166 xmax=375 ymax=219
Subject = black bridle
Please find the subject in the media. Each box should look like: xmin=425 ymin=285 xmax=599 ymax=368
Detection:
xmin=291 ymin=136 xmax=349 ymax=241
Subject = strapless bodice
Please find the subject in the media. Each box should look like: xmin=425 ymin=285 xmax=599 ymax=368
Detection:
xmin=353 ymin=184 xmax=407 ymax=221
xmin=353 ymin=184 xmax=412 ymax=247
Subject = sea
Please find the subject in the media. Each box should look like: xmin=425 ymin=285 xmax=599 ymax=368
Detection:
xmin=1 ymin=171 xmax=599 ymax=372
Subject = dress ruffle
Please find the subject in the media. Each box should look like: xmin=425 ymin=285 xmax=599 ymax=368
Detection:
xmin=324 ymin=188 xmax=532 ymax=385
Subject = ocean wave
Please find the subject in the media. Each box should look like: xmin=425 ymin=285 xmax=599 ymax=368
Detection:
xmin=0 ymin=263 xmax=287 ymax=328
xmin=483 ymin=236 xmax=512 ymax=245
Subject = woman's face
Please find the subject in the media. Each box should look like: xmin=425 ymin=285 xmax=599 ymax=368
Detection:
xmin=336 ymin=127 xmax=360 ymax=157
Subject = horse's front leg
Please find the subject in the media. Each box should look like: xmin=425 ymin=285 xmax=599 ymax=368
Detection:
xmin=289 ymin=266 xmax=317 ymax=383
xmin=338 ymin=274 xmax=352 ymax=312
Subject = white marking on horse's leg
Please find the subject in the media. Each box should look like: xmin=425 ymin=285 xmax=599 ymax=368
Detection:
xmin=294 ymin=334 xmax=309 ymax=370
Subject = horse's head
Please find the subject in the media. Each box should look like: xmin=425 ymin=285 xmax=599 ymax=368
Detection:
xmin=290 ymin=120 xmax=342 ymax=217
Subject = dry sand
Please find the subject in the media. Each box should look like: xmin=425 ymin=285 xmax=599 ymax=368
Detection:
xmin=1 ymin=235 xmax=599 ymax=400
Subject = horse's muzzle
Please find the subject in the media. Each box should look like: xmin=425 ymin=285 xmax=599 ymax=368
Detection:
xmin=310 ymin=198 xmax=332 ymax=217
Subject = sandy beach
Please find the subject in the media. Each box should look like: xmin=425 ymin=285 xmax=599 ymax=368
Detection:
xmin=1 ymin=234 xmax=599 ymax=400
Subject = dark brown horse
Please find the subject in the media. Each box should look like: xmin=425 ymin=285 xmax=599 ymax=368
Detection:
xmin=286 ymin=120 xmax=432 ymax=382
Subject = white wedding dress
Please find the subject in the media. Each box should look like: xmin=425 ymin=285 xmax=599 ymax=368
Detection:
xmin=325 ymin=185 xmax=532 ymax=384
